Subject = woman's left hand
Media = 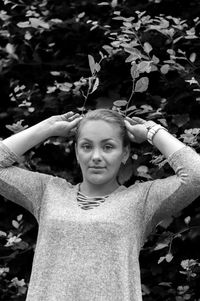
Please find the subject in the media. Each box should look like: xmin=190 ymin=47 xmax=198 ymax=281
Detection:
xmin=124 ymin=116 xmax=148 ymax=144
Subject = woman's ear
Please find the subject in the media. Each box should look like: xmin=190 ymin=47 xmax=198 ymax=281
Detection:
xmin=122 ymin=145 xmax=130 ymax=164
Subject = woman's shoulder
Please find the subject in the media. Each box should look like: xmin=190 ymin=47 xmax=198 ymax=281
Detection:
xmin=127 ymin=179 xmax=153 ymax=189
xmin=46 ymin=174 xmax=76 ymax=190
xmin=120 ymin=180 xmax=154 ymax=196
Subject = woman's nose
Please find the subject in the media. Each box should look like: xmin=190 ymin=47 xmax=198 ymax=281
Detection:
xmin=91 ymin=148 xmax=102 ymax=161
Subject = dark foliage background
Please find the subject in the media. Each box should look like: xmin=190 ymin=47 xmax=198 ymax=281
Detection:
xmin=0 ymin=0 xmax=200 ymax=300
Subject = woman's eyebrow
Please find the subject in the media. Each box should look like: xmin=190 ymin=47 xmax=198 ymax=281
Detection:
xmin=80 ymin=138 xmax=115 ymax=142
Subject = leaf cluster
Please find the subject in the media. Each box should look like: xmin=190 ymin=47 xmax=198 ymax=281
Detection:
xmin=0 ymin=0 xmax=200 ymax=300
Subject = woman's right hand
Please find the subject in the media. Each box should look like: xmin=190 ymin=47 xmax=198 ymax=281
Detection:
xmin=47 ymin=111 xmax=83 ymax=137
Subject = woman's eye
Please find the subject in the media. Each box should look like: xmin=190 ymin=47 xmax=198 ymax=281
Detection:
xmin=81 ymin=144 xmax=92 ymax=150
xmin=104 ymin=145 xmax=113 ymax=151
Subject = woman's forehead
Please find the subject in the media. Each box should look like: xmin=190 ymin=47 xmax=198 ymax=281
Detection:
xmin=78 ymin=120 xmax=121 ymax=141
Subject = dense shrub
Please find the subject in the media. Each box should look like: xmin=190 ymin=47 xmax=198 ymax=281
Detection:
xmin=0 ymin=0 xmax=200 ymax=300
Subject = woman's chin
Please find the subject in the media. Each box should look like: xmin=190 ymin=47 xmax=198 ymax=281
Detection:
xmin=87 ymin=175 xmax=109 ymax=185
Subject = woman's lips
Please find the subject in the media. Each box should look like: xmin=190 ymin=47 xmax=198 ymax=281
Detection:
xmin=89 ymin=166 xmax=105 ymax=170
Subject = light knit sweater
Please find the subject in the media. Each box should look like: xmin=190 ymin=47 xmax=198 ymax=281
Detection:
xmin=1 ymin=141 xmax=200 ymax=301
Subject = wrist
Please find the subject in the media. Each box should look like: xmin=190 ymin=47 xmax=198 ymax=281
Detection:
xmin=144 ymin=121 xmax=168 ymax=145
xmin=148 ymin=125 xmax=168 ymax=145
xmin=35 ymin=119 xmax=53 ymax=139
xmin=43 ymin=117 xmax=60 ymax=138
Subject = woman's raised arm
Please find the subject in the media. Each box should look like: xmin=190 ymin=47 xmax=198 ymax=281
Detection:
xmin=124 ymin=116 xmax=200 ymax=240
xmin=124 ymin=116 xmax=185 ymax=158
xmin=0 ymin=112 xmax=82 ymax=220
xmin=2 ymin=112 xmax=82 ymax=156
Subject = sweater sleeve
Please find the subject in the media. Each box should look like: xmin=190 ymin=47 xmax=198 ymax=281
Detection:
xmin=143 ymin=146 xmax=200 ymax=233
xmin=0 ymin=141 xmax=52 ymax=220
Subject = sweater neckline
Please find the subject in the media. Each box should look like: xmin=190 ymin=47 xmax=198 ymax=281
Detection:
xmin=72 ymin=183 xmax=126 ymax=211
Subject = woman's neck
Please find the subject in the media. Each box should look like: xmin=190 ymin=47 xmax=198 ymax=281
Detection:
xmin=80 ymin=180 xmax=120 ymax=197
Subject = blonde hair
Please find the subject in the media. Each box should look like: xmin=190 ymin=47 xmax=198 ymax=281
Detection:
xmin=75 ymin=109 xmax=130 ymax=147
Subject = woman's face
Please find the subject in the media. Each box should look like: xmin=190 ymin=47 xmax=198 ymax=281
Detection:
xmin=75 ymin=120 xmax=129 ymax=186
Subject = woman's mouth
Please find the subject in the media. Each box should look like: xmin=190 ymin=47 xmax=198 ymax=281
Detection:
xmin=89 ymin=166 xmax=105 ymax=169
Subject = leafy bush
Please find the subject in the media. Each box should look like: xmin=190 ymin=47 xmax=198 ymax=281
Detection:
xmin=0 ymin=0 xmax=200 ymax=300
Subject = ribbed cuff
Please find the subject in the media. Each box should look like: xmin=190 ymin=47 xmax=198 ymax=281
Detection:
xmin=0 ymin=141 xmax=22 ymax=164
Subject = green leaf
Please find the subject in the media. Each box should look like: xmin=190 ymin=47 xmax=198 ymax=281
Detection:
xmin=12 ymin=220 xmax=19 ymax=229
xmin=135 ymin=77 xmax=149 ymax=93
xmin=111 ymin=41 xmax=121 ymax=48
xmin=17 ymin=214 xmax=23 ymax=222
xmin=88 ymin=54 xmax=96 ymax=74
xmin=130 ymin=63 xmax=139 ymax=79
xmin=141 ymin=284 xmax=151 ymax=296
xmin=160 ymin=64 xmax=170 ymax=74
xmin=112 ymin=16 xmax=125 ymax=20
xmin=6 ymin=120 xmax=28 ymax=133
xmin=167 ymin=49 xmax=175 ymax=55
xmin=5 ymin=43 xmax=15 ymax=54
xmin=29 ymin=18 xmax=50 ymax=29
xmin=90 ymin=25 xmax=98 ymax=31
xmin=189 ymin=52 xmax=196 ymax=62
xmin=166 ymin=253 xmax=173 ymax=262
xmin=111 ymin=0 xmax=118 ymax=8
xmin=88 ymin=77 xmax=93 ymax=91
xmin=113 ymin=100 xmax=128 ymax=107
xmin=5 ymin=43 xmax=18 ymax=60
xmin=143 ymin=42 xmax=152 ymax=54
xmin=177 ymin=49 xmax=186 ymax=55
xmin=154 ymin=243 xmax=169 ymax=251
xmin=123 ymin=22 xmax=133 ymax=29
xmin=158 ymin=256 xmax=166 ymax=264
xmin=151 ymin=65 xmax=158 ymax=72
xmin=77 ymin=12 xmax=85 ymax=19
xmin=0 ymin=231 xmax=7 ymax=237
xmin=173 ymin=36 xmax=183 ymax=44
xmin=137 ymin=61 xmax=151 ymax=73
xmin=126 ymin=105 xmax=137 ymax=112
xmin=91 ymin=77 xmax=99 ymax=94
xmin=57 ymin=82 xmax=73 ymax=92
xmin=94 ymin=63 xmax=101 ymax=73
xmin=158 ymin=282 xmax=172 ymax=287
xmin=152 ymin=55 xmax=160 ymax=64
xmin=180 ymin=131 xmax=198 ymax=145
xmin=98 ymin=2 xmax=110 ymax=6
xmin=137 ymin=165 xmax=152 ymax=179
xmin=160 ymin=19 xmax=170 ymax=29
xmin=25 ymin=31 xmax=32 ymax=40
xmin=17 ymin=21 xmax=30 ymax=28
xmin=125 ymin=53 xmax=140 ymax=62
xmin=124 ymin=47 xmax=141 ymax=56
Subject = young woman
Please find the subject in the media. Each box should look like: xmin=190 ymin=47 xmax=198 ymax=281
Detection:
xmin=1 ymin=109 xmax=200 ymax=301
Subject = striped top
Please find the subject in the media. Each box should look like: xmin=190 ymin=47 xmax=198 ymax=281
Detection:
xmin=77 ymin=184 xmax=109 ymax=210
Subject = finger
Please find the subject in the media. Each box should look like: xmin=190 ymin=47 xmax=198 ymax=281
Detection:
xmin=124 ymin=119 xmax=134 ymax=130
xmin=60 ymin=112 xmax=74 ymax=120
xmin=125 ymin=117 xmax=138 ymax=125
xmin=127 ymin=131 xmax=137 ymax=143
xmin=125 ymin=116 xmax=145 ymax=124
xmin=131 ymin=117 xmax=146 ymax=124
xmin=68 ymin=113 xmax=81 ymax=121
xmin=124 ymin=120 xmax=135 ymax=135
xmin=68 ymin=116 xmax=83 ymax=129
xmin=62 ymin=111 xmax=74 ymax=116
